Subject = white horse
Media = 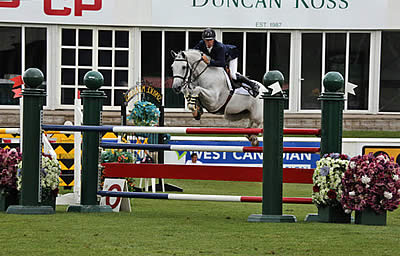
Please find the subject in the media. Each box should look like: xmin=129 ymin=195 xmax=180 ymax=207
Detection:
xmin=171 ymin=49 xmax=268 ymax=146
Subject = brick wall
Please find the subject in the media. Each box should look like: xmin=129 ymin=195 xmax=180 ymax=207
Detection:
xmin=0 ymin=109 xmax=399 ymax=131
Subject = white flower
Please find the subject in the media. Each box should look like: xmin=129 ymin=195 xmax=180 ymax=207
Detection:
xmin=384 ymin=191 xmax=393 ymax=200
xmin=349 ymin=191 xmax=356 ymax=196
xmin=350 ymin=161 xmax=356 ymax=169
xmin=361 ymin=175 xmax=371 ymax=184
xmin=394 ymin=175 xmax=399 ymax=181
xmin=345 ymin=209 xmax=352 ymax=214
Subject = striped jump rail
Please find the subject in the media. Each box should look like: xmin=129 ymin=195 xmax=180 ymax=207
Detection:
xmin=42 ymin=124 xmax=321 ymax=136
xmin=97 ymin=191 xmax=312 ymax=204
xmin=100 ymin=142 xmax=320 ymax=153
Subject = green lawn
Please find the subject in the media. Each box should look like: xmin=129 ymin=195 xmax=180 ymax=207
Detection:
xmin=1 ymin=180 xmax=399 ymax=255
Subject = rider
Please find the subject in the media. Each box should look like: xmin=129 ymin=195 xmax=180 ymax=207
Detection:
xmin=193 ymin=28 xmax=260 ymax=97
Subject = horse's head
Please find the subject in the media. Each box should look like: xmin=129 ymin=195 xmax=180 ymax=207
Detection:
xmin=171 ymin=49 xmax=204 ymax=95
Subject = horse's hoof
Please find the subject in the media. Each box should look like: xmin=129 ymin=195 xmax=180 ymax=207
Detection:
xmin=251 ymin=139 xmax=259 ymax=147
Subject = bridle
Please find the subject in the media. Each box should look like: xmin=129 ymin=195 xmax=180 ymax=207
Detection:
xmin=172 ymin=52 xmax=208 ymax=89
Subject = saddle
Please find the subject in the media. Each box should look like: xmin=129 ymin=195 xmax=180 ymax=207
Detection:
xmin=227 ymin=71 xmax=259 ymax=97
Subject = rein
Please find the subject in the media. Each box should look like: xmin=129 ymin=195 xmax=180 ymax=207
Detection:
xmin=172 ymin=53 xmax=208 ymax=88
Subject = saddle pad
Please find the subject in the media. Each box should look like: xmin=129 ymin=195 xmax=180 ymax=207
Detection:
xmin=223 ymin=71 xmax=250 ymax=96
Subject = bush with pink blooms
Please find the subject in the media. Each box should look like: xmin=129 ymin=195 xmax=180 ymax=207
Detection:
xmin=0 ymin=148 xmax=22 ymax=196
xmin=341 ymin=153 xmax=400 ymax=214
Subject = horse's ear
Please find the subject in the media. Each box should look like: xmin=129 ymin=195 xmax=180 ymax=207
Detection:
xmin=170 ymin=50 xmax=177 ymax=58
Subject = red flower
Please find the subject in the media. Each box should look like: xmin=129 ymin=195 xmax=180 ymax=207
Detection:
xmin=313 ymin=185 xmax=320 ymax=193
xmin=327 ymin=189 xmax=337 ymax=199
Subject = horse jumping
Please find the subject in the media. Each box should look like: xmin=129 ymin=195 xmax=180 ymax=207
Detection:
xmin=171 ymin=49 xmax=267 ymax=146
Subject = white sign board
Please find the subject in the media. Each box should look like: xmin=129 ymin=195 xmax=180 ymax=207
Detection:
xmin=0 ymin=0 xmax=400 ymax=29
xmin=100 ymin=178 xmax=131 ymax=212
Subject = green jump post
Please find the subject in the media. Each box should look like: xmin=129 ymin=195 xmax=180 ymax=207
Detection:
xmin=7 ymin=68 xmax=54 ymax=214
xmin=305 ymin=71 xmax=345 ymax=222
xmin=67 ymin=71 xmax=112 ymax=213
xmin=248 ymin=70 xmax=296 ymax=223
xmin=319 ymin=72 xmax=345 ymax=155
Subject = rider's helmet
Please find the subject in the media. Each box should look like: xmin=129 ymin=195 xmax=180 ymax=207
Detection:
xmin=202 ymin=28 xmax=216 ymax=40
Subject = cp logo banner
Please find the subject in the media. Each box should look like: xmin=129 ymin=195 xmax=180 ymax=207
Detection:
xmin=362 ymin=146 xmax=400 ymax=165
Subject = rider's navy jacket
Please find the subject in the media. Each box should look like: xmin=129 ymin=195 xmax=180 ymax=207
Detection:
xmin=193 ymin=40 xmax=226 ymax=67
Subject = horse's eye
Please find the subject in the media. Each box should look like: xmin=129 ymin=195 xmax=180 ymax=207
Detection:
xmin=182 ymin=66 xmax=186 ymax=70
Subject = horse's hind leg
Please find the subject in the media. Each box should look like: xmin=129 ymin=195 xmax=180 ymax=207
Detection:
xmin=246 ymin=120 xmax=261 ymax=147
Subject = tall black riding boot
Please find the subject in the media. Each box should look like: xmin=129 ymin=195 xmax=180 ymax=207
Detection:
xmin=235 ymin=73 xmax=260 ymax=97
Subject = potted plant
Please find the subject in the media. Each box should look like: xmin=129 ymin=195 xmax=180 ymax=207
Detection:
xmin=311 ymin=152 xmax=351 ymax=223
xmin=341 ymin=153 xmax=400 ymax=225
xmin=17 ymin=154 xmax=61 ymax=210
xmin=0 ymin=148 xmax=21 ymax=211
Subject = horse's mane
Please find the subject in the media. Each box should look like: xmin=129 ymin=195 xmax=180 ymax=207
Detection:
xmin=178 ymin=49 xmax=202 ymax=62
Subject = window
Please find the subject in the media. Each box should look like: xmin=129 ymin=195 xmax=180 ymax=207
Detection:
xmin=0 ymin=27 xmax=47 ymax=106
xmin=270 ymin=33 xmax=290 ymax=109
xmin=380 ymin=32 xmax=400 ymax=112
xmin=348 ymin=33 xmax=370 ymax=110
xmin=165 ymin=31 xmax=185 ymax=108
xmin=61 ymin=28 xmax=130 ymax=107
xmin=0 ymin=27 xmax=21 ymax=105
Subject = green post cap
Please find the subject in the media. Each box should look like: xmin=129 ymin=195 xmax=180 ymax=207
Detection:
xmin=84 ymin=71 xmax=104 ymax=90
xmin=262 ymin=70 xmax=284 ymax=88
xmin=323 ymin=72 xmax=344 ymax=92
xmin=23 ymin=68 xmax=44 ymax=88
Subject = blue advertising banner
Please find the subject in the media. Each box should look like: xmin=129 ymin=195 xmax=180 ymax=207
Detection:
xmin=169 ymin=140 xmax=320 ymax=168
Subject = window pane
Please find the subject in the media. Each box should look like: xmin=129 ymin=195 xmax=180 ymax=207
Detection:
xmin=78 ymin=49 xmax=92 ymax=66
xmin=99 ymin=30 xmax=112 ymax=47
xmin=246 ymin=32 xmax=266 ymax=82
xmin=79 ymin=29 xmax=92 ymax=46
xmin=165 ymin=31 xmax=185 ymax=108
xmin=301 ymin=33 xmax=322 ymax=110
xmin=98 ymin=50 xmax=112 ymax=67
xmin=0 ymin=28 xmax=22 ymax=105
xmin=116 ymin=31 xmax=129 ymax=48
xmin=380 ymin=32 xmax=400 ymax=112
xmin=62 ymin=69 xmax=75 ymax=85
xmin=270 ymin=33 xmax=290 ymax=109
xmin=348 ymin=33 xmax=370 ymax=110
xmin=141 ymin=31 xmax=161 ymax=98
xmin=25 ymin=28 xmax=47 ymax=79
xmin=103 ymin=89 xmax=112 ymax=106
xmin=326 ymin=33 xmax=346 ymax=80
xmin=61 ymin=88 xmax=75 ymax=105
xmin=62 ymin=49 xmax=75 ymax=66
xmin=189 ymin=31 xmax=202 ymax=48
xmin=114 ymin=90 xmax=126 ymax=106
xmin=78 ymin=69 xmax=91 ymax=85
xmin=62 ymin=29 xmax=75 ymax=46
xmin=115 ymin=70 xmax=128 ymax=86
xmin=223 ymin=32 xmax=243 ymax=73
xmin=99 ymin=69 xmax=111 ymax=86
xmin=115 ymin=50 xmax=128 ymax=67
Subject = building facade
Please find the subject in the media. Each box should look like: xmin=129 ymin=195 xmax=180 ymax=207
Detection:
xmin=0 ymin=0 xmax=400 ymax=129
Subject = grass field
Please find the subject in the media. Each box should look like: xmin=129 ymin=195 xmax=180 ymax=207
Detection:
xmin=1 ymin=179 xmax=400 ymax=256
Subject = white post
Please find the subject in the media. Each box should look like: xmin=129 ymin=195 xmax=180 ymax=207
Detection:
xmin=74 ymin=98 xmax=83 ymax=202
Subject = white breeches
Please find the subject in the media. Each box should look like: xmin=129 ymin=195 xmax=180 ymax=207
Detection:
xmin=229 ymin=58 xmax=238 ymax=80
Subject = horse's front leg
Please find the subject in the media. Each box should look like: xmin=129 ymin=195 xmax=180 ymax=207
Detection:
xmin=185 ymin=87 xmax=206 ymax=120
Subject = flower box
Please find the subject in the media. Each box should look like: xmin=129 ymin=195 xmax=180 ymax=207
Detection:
xmin=0 ymin=190 xmax=19 ymax=211
xmin=318 ymin=206 xmax=351 ymax=223
xmin=341 ymin=153 xmax=400 ymax=225
xmin=310 ymin=153 xmax=350 ymax=223
xmin=355 ymin=207 xmax=387 ymax=226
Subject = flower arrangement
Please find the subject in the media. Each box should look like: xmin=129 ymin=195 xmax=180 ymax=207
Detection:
xmin=312 ymin=153 xmax=350 ymax=208
xmin=128 ymin=101 xmax=160 ymax=126
xmin=17 ymin=154 xmax=61 ymax=202
xmin=100 ymin=149 xmax=138 ymax=192
xmin=341 ymin=153 xmax=400 ymax=214
xmin=0 ymin=148 xmax=22 ymax=196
